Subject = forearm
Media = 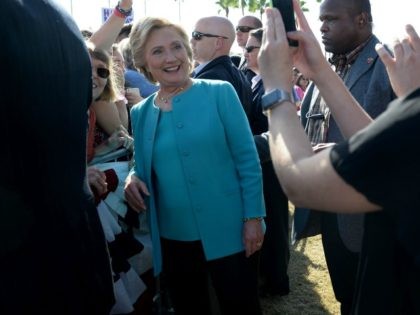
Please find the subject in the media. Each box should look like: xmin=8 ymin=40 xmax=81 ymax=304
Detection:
xmin=91 ymin=100 xmax=124 ymax=134
xmin=115 ymin=100 xmax=129 ymax=130
xmin=312 ymin=66 xmax=373 ymax=138
xmin=89 ymin=1 xmax=132 ymax=51
xmin=267 ymin=101 xmax=315 ymax=196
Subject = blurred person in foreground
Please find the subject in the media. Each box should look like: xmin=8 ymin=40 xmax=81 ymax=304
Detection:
xmin=258 ymin=2 xmax=420 ymax=313
xmin=0 ymin=0 xmax=114 ymax=313
xmin=124 ymin=16 xmax=265 ymax=315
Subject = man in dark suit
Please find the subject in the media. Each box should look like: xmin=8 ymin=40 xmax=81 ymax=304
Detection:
xmin=235 ymin=15 xmax=263 ymax=82
xmin=246 ymin=28 xmax=290 ymax=297
xmin=294 ymin=0 xmax=395 ymax=313
xmin=0 ymin=1 xmax=114 ymax=314
xmin=191 ymin=16 xmax=253 ymax=117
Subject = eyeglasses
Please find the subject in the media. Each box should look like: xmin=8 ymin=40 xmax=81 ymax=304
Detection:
xmin=192 ymin=31 xmax=228 ymax=41
xmin=94 ymin=67 xmax=110 ymax=79
xmin=244 ymin=46 xmax=260 ymax=53
xmin=236 ymin=26 xmax=255 ymax=33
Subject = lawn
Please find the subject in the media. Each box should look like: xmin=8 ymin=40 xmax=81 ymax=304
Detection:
xmin=261 ymin=208 xmax=340 ymax=315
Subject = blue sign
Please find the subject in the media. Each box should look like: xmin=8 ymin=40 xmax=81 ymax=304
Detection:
xmin=102 ymin=7 xmax=133 ymax=23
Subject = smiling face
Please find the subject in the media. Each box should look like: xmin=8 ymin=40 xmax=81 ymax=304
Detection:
xmin=91 ymin=57 xmax=108 ymax=100
xmin=144 ymin=26 xmax=191 ymax=89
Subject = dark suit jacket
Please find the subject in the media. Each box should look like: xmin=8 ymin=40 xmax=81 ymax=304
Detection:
xmin=194 ymin=55 xmax=253 ymax=117
xmin=250 ymin=78 xmax=268 ymax=135
xmin=0 ymin=1 xmax=113 ymax=313
xmin=294 ymin=35 xmax=396 ymax=250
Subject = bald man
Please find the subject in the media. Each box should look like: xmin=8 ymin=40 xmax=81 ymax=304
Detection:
xmin=191 ymin=16 xmax=252 ymax=117
xmin=235 ymin=15 xmax=262 ymax=49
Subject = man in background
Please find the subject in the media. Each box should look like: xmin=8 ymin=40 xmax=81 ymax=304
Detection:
xmin=295 ymin=0 xmax=395 ymax=313
xmin=235 ymin=15 xmax=263 ymax=81
xmin=191 ymin=16 xmax=253 ymax=117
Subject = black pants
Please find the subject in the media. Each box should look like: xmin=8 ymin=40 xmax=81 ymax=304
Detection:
xmin=160 ymin=238 xmax=261 ymax=315
xmin=321 ymin=213 xmax=359 ymax=315
xmin=259 ymin=161 xmax=290 ymax=294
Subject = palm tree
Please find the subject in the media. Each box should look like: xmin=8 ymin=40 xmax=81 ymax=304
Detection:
xmin=247 ymin=0 xmax=269 ymax=20
xmin=239 ymin=0 xmax=247 ymax=15
xmin=215 ymin=0 xmax=239 ymax=17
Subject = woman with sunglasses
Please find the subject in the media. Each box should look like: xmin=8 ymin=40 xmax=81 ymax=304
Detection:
xmin=87 ymin=45 xmax=130 ymax=160
xmin=124 ymin=16 xmax=265 ymax=315
xmin=86 ymin=44 xmax=147 ymax=315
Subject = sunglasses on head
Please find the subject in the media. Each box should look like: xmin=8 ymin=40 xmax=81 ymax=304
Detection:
xmin=95 ymin=67 xmax=110 ymax=79
xmin=244 ymin=46 xmax=260 ymax=53
xmin=236 ymin=26 xmax=255 ymax=33
xmin=192 ymin=31 xmax=228 ymax=41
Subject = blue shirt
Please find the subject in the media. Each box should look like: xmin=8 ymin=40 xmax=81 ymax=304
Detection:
xmin=152 ymin=111 xmax=200 ymax=241
xmin=125 ymin=69 xmax=158 ymax=98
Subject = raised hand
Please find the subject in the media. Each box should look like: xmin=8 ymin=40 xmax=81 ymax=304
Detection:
xmin=376 ymin=24 xmax=420 ymax=98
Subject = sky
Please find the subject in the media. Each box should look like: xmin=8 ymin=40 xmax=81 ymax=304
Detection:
xmin=53 ymin=0 xmax=420 ymax=52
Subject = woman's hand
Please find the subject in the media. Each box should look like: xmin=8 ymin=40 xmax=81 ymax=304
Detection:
xmin=125 ymin=88 xmax=143 ymax=107
xmin=124 ymin=174 xmax=150 ymax=212
xmin=119 ymin=0 xmax=133 ymax=11
xmin=288 ymin=0 xmax=331 ymax=81
xmin=243 ymin=219 xmax=264 ymax=257
xmin=376 ymin=24 xmax=420 ymax=98
xmin=258 ymin=7 xmax=294 ymax=93
xmin=87 ymin=166 xmax=108 ymax=195
xmin=259 ymin=0 xmax=331 ymax=90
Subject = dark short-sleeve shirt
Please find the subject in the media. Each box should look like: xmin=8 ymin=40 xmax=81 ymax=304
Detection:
xmin=330 ymin=88 xmax=420 ymax=314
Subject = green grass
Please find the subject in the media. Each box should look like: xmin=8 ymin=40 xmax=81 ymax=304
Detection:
xmin=261 ymin=208 xmax=340 ymax=315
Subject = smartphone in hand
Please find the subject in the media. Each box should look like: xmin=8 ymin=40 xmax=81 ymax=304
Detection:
xmin=270 ymin=0 xmax=298 ymax=46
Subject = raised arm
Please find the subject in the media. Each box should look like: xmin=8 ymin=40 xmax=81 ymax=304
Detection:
xmin=259 ymin=3 xmax=420 ymax=213
xmin=89 ymin=0 xmax=133 ymax=52
xmin=259 ymin=6 xmax=376 ymax=213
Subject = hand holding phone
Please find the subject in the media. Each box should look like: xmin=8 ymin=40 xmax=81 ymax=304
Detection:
xmin=270 ymin=0 xmax=298 ymax=46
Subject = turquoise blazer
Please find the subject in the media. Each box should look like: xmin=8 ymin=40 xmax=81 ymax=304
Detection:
xmin=130 ymin=79 xmax=265 ymax=275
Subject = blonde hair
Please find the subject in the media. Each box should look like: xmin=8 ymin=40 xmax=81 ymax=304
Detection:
xmin=86 ymin=42 xmax=117 ymax=102
xmin=129 ymin=17 xmax=193 ymax=83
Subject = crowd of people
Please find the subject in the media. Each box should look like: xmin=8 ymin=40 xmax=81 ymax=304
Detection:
xmin=3 ymin=0 xmax=419 ymax=314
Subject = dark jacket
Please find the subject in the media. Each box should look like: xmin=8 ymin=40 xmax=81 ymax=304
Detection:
xmin=0 ymin=1 xmax=114 ymax=314
xmin=194 ymin=55 xmax=253 ymax=117
xmin=250 ymin=78 xmax=268 ymax=135
xmin=295 ymin=35 xmax=396 ymax=250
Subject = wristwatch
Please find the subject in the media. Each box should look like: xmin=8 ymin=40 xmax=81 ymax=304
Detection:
xmin=261 ymin=88 xmax=293 ymax=115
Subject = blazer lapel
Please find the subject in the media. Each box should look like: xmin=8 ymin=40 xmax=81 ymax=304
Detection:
xmin=345 ymin=36 xmax=380 ymax=90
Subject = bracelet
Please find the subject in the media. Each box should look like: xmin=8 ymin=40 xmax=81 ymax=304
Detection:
xmin=242 ymin=216 xmax=264 ymax=222
xmin=113 ymin=7 xmax=126 ymax=19
xmin=114 ymin=2 xmax=132 ymax=18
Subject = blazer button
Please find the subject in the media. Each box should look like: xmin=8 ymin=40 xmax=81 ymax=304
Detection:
xmin=182 ymin=151 xmax=189 ymax=156
xmin=177 ymin=123 xmax=184 ymax=128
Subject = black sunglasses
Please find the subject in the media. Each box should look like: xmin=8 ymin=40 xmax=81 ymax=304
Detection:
xmin=236 ymin=26 xmax=255 ymax=33
xmin=244 ymin=46 xmax=260 ymax=53
xmin=192 ymin=31 xmax=228 ymax=41
xmin=95 ymin=67 xmax=110 ymax=79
